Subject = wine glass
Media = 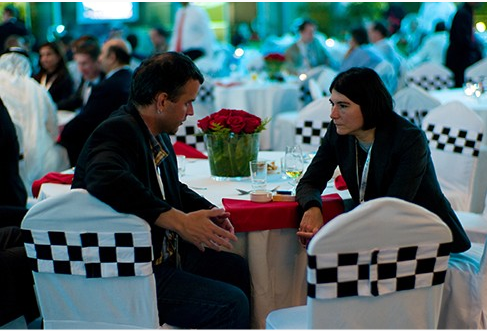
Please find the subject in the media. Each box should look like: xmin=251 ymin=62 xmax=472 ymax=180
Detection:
xmin=283 ymin=145 xmax=304 ymax=195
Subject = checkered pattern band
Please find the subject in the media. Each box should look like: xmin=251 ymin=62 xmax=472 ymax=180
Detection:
xmin=405 ymin=75 xmax=454 ymax=91
xmin=22 ymin=229 xmax=154 ymax=278
xmin=300 ymin=84 xmax=312 ymax=105
xmin=399 ymin=109 xmax=429 ymax=127
xmin=295 ymin=120 xmax=329 ymax=146
xmin=424 ymin=124 xmax=483 ymax=157
xmin=307 ymin=242 xmax=451 ymax=299
xmin=171 ymin=125 xmax=206 ymax=151
xmin=197 ymin=84 xmax=214 ymax=103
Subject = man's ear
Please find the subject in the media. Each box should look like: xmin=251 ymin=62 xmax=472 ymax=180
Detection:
xmin=156 ymin=92 xmax=169 ymax=110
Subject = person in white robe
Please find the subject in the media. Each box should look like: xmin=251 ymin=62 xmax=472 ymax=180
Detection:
xmin=0 ymin=50 xmax=70 ymax=194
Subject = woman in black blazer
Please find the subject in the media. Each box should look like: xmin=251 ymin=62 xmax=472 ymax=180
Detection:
xmin=296 ymin=67 xmax=470 ymax=253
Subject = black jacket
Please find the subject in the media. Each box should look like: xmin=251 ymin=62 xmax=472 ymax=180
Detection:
xmin=297 ymin=111 xmax=471 ymax=253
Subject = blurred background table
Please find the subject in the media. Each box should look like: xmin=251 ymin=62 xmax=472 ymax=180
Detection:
xmin=213 ymin=82 xmax=302 ymax=150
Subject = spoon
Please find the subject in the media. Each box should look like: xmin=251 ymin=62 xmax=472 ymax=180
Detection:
xmin=236 ymin=185 xmax=280 ymax=195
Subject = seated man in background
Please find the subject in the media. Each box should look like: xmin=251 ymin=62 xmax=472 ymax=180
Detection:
xmin=59 ymin=38 xmax=132 ymax=166
xmin=57 ymin=35 xmax=104 ymax=113
xmin=285 ymin=19 xmax=337 ymax=75
xmin=340 ymin=26 xmax=384 ymax=72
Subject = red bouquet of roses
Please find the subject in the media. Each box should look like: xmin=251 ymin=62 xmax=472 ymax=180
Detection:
xmin=264 ymin=53 xmax=286 ymax=63
xmin=197 ymin=109 xmax=269 ymax=135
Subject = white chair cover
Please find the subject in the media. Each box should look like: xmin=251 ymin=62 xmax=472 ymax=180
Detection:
xmin=456 ymin=192 xmax=487 ymax=245
xmin=404 ymin=62 xmax=454 ymax=91
xmin=266 ymin=197 xmax=453 ymax=329
xmin=374 ymin=60 xmax=398 ymax=95
xmin=20 ymin=189 xmax=159 ymax=329
xmin=316 ymin=66 xmax=337 ymax=96
xmin=193 ymin=77 xmax=215 ymax=119
xmin=422 ymin=101 xmax=485 ymax=212
xmin=308 ymin=78 xmax=323 ymax=101
xmin=294 ymin=98 xmax=332 ymax=153
xmin=438 ymin=241 xmax=487 ymax=329
xmin=393 ymin=85 xmax=441 ymax=126
xmin=465 ymin=58 xmax=487 ymax=84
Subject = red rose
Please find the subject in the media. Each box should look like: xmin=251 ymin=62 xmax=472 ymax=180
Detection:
xmin=243 ymin=117 xmax=261 ymax=133
xmin=197 ymin=117 xmax=211 ymax=131
xmin=227 ymin=116 xmax=246 ymax=134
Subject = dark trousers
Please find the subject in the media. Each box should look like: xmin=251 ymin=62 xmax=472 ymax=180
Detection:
xmin=0 ymin=226 xmax=39 ymax=325
xmin=154 ymin=240 xmax=251 ymax=329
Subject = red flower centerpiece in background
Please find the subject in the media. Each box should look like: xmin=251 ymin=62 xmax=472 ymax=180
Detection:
xmin=198 ymin=109 xmax=269 ymax=180
xmin=264 ymin=53 xmax=286 ymax=81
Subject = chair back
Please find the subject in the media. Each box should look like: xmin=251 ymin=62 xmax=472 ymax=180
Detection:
xmin=393 ymin=85 xmax=441 ymax=126
xmin=308 ymin=78 xmax=324 ymax=101
xmin=294 ymin=97 xmax=332 ymax=153
xmin=375 ymin=60 xmax=398 ymax=94
xmin=20 ymin=189 xmax=159 ymax=329
xmin=405 ymin=62 xmax=454 ymax=91
xmin=422 ymin=101 xmax=484 ymax=211
xmin=306 ymin=197 xmax=452 ymax=329
xmin=465 ymin=58 xmax=487 ymax=84
xmin=193 ymin=78 xmax=215 ymax=119
xmin=316 ymin=66 xmax=338 ymax=96
xmin=170 ymin=115 xmax=206 ymax=152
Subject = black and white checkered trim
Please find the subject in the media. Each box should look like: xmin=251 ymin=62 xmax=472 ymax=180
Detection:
xmin=197 ymin=84 xmax=214 ymax=103
xmin=22 ymin=229 xmax=153 ymax=278
xmin=399 ymin=109 xmax=429 ymax=127
xmin=424 ymin=124 xmax=483 ymax=157
xmin=171 ymin=125 xmax=206 ymax=151
xmin=405 ymin=75 xmax=454 ymax=91
xmin=295 ymin=120 xmax=329 ymax=146
xmin=307 ymin=242 xmax=451 ymax=299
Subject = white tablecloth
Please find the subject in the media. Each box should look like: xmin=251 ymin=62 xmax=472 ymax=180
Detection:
xmin=37 ymin=151 xmax=351 ymax=329
xmin=213 ymin=82 xmax=302 ymax=151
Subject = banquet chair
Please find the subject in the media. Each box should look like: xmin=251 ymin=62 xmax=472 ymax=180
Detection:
xmin=456 ymin=192 xmax=487 ymax=245
xmin=192 ymin=78 xmax=215 ymax=118
xmin=170 ymin=114 xmax=206 ymax=152
xmin=422 ymin=101 xmax=485 ymax=212
xmin=465 ymin=58 xmax=487 ymax=84
xmin=374 ymin=60 xmax=398 ymax=95
xmin=308 ymin=78 xmax=324 ymax=101
xmin=294 ymin=98 xmax=332 ymax=153
xmin=437 ymin=237 xmax=487 ymax=328
xmin=404 ymin=62 xmax=454 ymax=91
xmin=299 ymin=65 xmax=329 ymax=105
xmin=20 ymin=189 xmax=159 ymax=329
xmin=316 ymin=66 xmax=337 ymax=96
xmin=393 ymin=85 xmax=441 ymax=127
xmin=272 ymin=96 xmax=331 ymax=152
xmin=266 ymin=197 xmax=453 ymax=329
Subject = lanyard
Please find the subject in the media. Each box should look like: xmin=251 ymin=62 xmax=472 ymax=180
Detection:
xmin=40 ymin=73 xmax=58 ymax=91
xmin=356 ymin=140 xmax=373 ymax=204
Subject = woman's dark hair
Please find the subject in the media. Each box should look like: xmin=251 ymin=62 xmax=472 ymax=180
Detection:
xmin=37 ymin=42 xmax=67 ymax=73
xmin=350 ymin=26 xmax=369 ymax=46
xmin=129 ymin=52 xmax=204 ymax=106
xmin=329 ymin=67 xmax=393 ymax=130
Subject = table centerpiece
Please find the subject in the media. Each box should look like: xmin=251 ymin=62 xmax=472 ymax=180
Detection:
xmin=264 ymin=53 xmax=286 ymax=82
xmin=197 ymin=109 xmax=270 ymax=181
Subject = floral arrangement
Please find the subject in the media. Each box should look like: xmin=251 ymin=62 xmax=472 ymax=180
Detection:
xmin=197 ymin=109 xmax=269 ymax=136
xmin=197 ymin=109 xmax=270 ymax=179
xmin=264 ymin=53 xmax=286 ymax=64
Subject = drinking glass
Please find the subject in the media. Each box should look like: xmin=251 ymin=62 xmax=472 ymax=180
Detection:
xmin=283 ymin=145 xmax=304 ymax=194
xmin=249 ymin=160 xmax=268 ymax=192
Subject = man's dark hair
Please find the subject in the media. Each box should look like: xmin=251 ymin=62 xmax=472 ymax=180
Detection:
xmin=372 ymin=21 xmax=389 ymax=38
xmin=298 ymin=19 xmax=316 ymax=33
xmin=329 ymin=67 xmax=393 ymax=130
xmin=129 ymin=52 xmax=204 ymax=106
xmin=108 ymin=44 xmax=131 ymax=65
xmin=73 ymin=36 xmax=100 ymax=61
xmin=351 ymin=26 xmax=369 ymax=46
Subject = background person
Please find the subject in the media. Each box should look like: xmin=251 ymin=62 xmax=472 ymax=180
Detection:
xmin=72 ymin=52 xmax=250 ymax=328
xmin=295 ymin=67 xmax=470 ymax=254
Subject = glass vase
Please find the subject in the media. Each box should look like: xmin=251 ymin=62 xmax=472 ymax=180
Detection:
xmin=204 ymin=133 xmax=260 ymax=181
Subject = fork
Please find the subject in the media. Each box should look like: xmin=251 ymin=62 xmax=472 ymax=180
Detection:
xmin=236 ymin=185 xmax=280 ymax=195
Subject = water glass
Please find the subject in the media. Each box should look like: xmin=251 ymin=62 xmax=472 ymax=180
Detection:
xmin=176 ymin=155 xmax=186 ymax=177
xmin=249 ymin=160 xmax=268 ymax=192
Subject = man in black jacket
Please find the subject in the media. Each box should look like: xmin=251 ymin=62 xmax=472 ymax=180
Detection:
xmin=59 ymin=38 xmax=132 ymax=166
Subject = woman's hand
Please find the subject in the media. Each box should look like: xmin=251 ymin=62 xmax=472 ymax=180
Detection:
xmin=297 ymin=207 xmax=323 ymax=248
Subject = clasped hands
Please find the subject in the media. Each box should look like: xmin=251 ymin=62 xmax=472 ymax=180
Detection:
xmin=297 ymin=206 xmax=323 ymax=248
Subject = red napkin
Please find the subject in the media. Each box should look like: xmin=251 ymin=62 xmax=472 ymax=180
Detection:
xmin=173 ymin=141 xmax=208 ymax=159
xmin=32 ymin=172 xmax=74 ymax=198
xmin=334 ymin=175 xmax=348 ymax=190
xmin=222 ymin=193 xmax=344 ymax=233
